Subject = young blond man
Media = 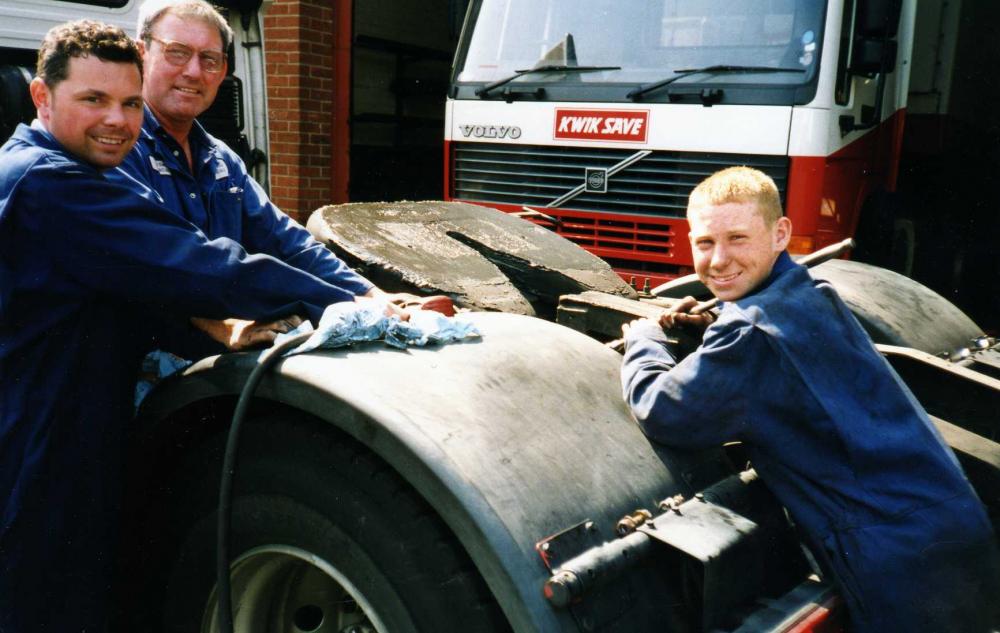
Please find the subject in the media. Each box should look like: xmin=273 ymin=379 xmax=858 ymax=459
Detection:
xmin=621 ymin=167 xmax=999 ymax=632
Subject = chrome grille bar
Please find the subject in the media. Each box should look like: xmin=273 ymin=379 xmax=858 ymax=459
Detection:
xmin=452 ymin=142 xmax=789 ymax=218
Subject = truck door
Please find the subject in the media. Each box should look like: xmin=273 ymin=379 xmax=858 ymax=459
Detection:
xmin=823 ymin=0 xmax=911 ymax=272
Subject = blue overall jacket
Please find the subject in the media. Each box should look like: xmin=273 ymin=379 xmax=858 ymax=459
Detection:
xmin=113 ymin=106 xmax=372 ymax=295
xmin=0 ymin=124 xmax=362 ymax=632
xmin=622 ymin=252 xmax=999 ymax=632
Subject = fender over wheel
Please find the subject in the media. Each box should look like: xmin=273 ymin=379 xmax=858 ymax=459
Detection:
xmin=810 ymin=259 xmax=982 ymax=354
xmin=129 ymin=412 xmax=511 ymax=633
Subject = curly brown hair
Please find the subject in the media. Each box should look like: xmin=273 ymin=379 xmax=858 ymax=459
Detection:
xmin=37 ymin=19 xmax=142 ymax=88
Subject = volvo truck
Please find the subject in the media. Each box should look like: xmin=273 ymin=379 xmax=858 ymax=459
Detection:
xmin=2 ymin=2 xmax=997 ymax=632
xmin=443 ymin=0 xmax=992 ymax=290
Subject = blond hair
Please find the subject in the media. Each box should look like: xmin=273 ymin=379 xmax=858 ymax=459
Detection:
xmin=687 ymin=166 xmax=783 ymax=226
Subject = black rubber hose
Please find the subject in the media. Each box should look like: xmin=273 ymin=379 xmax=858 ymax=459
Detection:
xmin=216 ymin=331 xmax=314 ymax=633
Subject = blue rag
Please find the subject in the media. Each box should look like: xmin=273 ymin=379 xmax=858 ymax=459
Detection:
xmin=135 ymin=301 xmax=480 ymax=408
xmin=272 ymin=299 xmax=480 ymax=356
xmin=134 ymin=349 xmax=193 ymax=409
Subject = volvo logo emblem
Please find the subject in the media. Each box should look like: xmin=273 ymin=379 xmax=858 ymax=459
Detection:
xmin=546 ymin=150 xmax=650 ymax=208
xmin=585 ymin=168 xmax=608 ymax=193
xmin=459 ymin=124 xmax=522 ymax=139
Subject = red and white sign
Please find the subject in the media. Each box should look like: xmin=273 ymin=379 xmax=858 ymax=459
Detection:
xmin=553 ymin=109 xmax=649 ymax=142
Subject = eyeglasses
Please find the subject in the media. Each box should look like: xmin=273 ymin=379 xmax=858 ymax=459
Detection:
xmin=150 ymin=36 xmax=226 ymax=74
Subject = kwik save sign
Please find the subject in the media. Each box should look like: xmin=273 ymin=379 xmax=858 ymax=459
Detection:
xmin=553 ymin=109 xmax=649 ymax=142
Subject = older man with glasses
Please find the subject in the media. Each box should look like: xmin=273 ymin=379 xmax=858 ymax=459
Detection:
xmin=115 ymin=0 xmax=399 ymax=351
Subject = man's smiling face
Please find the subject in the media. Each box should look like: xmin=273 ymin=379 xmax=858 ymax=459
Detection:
xmin=141 ymin=12 xmax=227 ymax=131
xmin=688 ymin=199 xmax=791 ymax=302
xmin=32 ymin=54 xmax=143 ymax=168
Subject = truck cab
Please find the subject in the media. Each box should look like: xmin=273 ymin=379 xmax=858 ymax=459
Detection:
xmin=2 ymin=2 xmax=997 ymax=632
xmin=444 ymin=0 xmax=913 ymax=287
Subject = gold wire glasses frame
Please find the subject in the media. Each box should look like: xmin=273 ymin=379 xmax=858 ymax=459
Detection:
xmin=149 ymin=36 xmax=226 ymax=73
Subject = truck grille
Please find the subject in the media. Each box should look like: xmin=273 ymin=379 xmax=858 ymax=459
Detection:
xmin=451 ymin=142 xmax=789 ymax=218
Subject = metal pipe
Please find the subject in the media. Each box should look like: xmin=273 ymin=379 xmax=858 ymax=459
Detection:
xmin=543 ymin=470 xmax=762 ymax=608
xmin=686 ymin=237 xmax=857 ymax=315
xmin=607 ymin=239 xmax=855 ymax=353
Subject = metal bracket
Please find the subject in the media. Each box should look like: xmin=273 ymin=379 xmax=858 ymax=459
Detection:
xmin=637 ymin=489 xmax=762 ymax=629
xmin=542 ymin=470 xmax=809 ymax=631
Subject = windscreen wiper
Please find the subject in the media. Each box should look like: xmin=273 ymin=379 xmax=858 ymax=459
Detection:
xmin=476 ymin=64 xmax=621 ymax=98
xmin=626 ymin=65 xmax=805 ymax=101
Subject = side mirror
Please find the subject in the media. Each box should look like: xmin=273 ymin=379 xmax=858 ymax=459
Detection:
xmin=841 ymin=0 xmax=901 ymax=135
xmin=855 ymin=0 xmax=902 ymax=37
xmin=213 ymin=0 xmax=263 ymax=30
xmin=850 ymin=38 xmax=897 ymax=76
xmin=214 ymin=0 xmax=263 ymax=12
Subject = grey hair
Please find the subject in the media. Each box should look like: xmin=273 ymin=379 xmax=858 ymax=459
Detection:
xmin=137 ymin=0 xmax=233 ymax=50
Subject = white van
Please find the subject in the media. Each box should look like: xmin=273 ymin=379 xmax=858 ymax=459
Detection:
xmin=0 ymin=0 xmax=270 ymax=188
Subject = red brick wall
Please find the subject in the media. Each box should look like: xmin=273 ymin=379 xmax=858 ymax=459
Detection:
xmin=263 ymin=0 xmax=334 ymax=223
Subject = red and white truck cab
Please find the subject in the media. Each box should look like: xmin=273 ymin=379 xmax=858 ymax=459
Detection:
xmin=444 ymin=0 xmax=913 ymax=287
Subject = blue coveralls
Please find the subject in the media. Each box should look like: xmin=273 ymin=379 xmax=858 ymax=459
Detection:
xmin=0 ymin=124 xmax=365 ymax=632
xmin=113 ymin=106 xmax=372 ymax=294
xmin=621 ymin=252 xmax=1000 ymax=632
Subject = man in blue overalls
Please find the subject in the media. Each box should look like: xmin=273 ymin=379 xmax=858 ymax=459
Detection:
xmin=620 ymin=167 xmax=999 ymax=631
xmin=112 ymin=0 xmax=398 ymax=347
xmin=0 ymin=21 xmax=373 ymax=632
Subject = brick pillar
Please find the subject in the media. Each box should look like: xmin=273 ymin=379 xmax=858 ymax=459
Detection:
xmin=263 ymin=0 xmax=335 ymax=223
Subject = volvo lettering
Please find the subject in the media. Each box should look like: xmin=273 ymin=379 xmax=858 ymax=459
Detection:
xmin=460 ymin=124 xmax=522 ymax=139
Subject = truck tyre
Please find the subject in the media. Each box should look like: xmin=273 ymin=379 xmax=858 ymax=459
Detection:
xmin=811 ymin=259 xmax=983 ymax=354
xmin=145 ymin=412 xmax=511 ymax=633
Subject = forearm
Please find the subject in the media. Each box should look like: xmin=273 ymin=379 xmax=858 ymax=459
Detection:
xmin=31 ymin=167 xmax=353 ymax=324
xmin=621 ymin=321 xmax=746 ymax=449
xmin=148 ymin=313 xmax=227 ymax=359
xmin=276 ymin=236 xmax=374 ymax=295
xmin=189 ymin=315 xmax=303 ymax=351
xmin=241 ymin=176 xmax=374 ymax=296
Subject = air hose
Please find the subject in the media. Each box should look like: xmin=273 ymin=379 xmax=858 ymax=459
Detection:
xmin=215 ymin=330 xmax=313 ymax=633
xmin=214 ymin=296 xmax=455 ymax=631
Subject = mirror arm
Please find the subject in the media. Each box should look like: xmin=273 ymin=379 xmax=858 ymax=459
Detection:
xmin=840 ymin=71 xmax=888 ymax=135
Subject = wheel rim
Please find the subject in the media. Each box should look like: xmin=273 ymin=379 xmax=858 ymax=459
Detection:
xmin=201 ymin=545 xmax=388 ymax=633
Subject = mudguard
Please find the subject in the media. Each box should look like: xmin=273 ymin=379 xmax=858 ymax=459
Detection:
xmin=810 ymin=259 xmax=983 ymax=355
xmin=135 ymin=312 xmax=733 ymax=632
xmin=644 ymin=259 xmax=983 ymax=355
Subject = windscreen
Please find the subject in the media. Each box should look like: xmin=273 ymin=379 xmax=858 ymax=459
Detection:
xmin=456 ymin=0 xmax=826 ymax=89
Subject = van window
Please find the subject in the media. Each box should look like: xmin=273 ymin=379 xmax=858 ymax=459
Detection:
xmin=62 ymin=0 xmax=130 ymax=7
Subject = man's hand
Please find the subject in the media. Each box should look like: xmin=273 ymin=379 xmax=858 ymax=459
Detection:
xmin=657 ymin=296 xmax=716 ymax=330
xmin=383 ymin=292 xmax=456 ymax=316
xmin=617 ymin=296 xmax=714 ymax=353
xmin=191 ymin=315 xmax=303 ymax=351
xmin=362 ymin=287 xmax=458 ymax=318
xmin=620 ymin=317 xmax=658 ymax=339
xmin=360 ymin=288 xmax=411 ymax=321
